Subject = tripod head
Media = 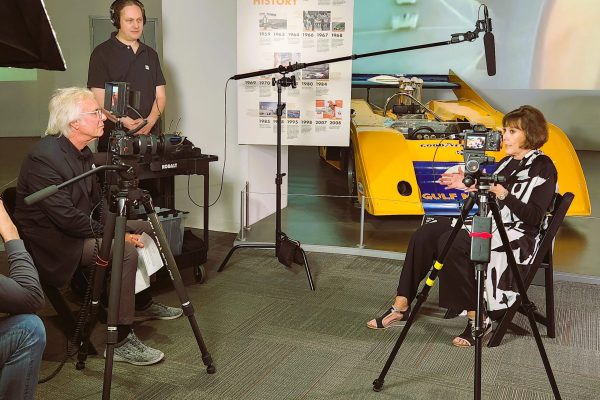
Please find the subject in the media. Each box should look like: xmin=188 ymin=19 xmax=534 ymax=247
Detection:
xmin=462 ymin=170 xmax=505 ymax=193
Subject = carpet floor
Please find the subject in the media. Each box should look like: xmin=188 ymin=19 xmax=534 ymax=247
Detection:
xmin=33 ymin=248 xmax=600 ymax=400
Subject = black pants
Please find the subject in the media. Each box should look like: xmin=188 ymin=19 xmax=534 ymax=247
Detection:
xmin=396 ymin=219 xmax=478 ymax=311
xmin=80 ymin=220 xmax=154 ymax=325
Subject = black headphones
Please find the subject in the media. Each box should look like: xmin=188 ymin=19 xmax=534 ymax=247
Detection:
xmin=109 ymin=0 xmax=147 ymax=30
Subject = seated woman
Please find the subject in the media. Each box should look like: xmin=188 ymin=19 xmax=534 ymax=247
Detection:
xmin=366 ymin=105 xmax=558 ymax=347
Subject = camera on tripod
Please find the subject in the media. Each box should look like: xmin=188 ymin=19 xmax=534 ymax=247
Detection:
xmin=103 ymin=82 xmax=199 ymax=161
xmin=462 ymin=124 xmax=502 ymax=174
xmin=110 ymin=132 xmax=198 ymax=160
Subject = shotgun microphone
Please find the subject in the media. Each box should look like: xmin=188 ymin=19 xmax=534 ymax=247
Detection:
xmin=483 ymin=5 xmax=496 ymax=76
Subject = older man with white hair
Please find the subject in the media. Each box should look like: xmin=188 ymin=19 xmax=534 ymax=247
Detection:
xmin=15 ymin=87 xmax=181 ymax=366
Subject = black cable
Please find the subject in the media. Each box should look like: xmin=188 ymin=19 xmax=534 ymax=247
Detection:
xmin=38 ymin=188 xmax=106 ymax=383
xmin=127 ymin=104 xmax=145 ymax=120
xmin=187 ymin=79 xmax=230 ymax=208
xmin=174 ymin=116 xmax=182 ymax=134
xmin=0 ymin=178 xmax=18 ymax=194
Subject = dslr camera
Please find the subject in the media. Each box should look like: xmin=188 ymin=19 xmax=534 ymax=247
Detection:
xmin=462 ymin=124 xmax=502 ymax=174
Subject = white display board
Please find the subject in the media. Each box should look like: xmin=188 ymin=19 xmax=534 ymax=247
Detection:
xmin=237 ymin=0 xmax=354 ymax=146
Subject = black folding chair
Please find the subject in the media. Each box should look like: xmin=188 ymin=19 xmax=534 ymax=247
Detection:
xmin=487 ymin=192 xmax=574 ymax=347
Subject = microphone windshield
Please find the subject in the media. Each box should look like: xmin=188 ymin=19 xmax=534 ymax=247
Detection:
xmin=483 ymin=32 xmax=496 ymax=76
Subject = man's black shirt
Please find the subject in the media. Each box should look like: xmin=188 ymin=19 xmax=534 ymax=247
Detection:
xmin=88 ymin=32 xmax=166 ymax=150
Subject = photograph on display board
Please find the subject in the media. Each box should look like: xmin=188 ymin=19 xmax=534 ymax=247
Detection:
xmin=315 ymin=99 xmax=343 ymax=120
xmin=287 ymin=109 xmax=301 ymax=119
xmin=332 ymin=21 xmax=346 ymax=32
xmin=259 ymin=101 xmax=278 ymax=117
xmin=302 ymin=64 xmax=329 ymax=80
xmin=303 ymin=11 xmax=331 ymax=32
xmin=274 ymin=52 xmax=301 ymax=68
xmin=259 ymin=12 xmax=287 ymax=31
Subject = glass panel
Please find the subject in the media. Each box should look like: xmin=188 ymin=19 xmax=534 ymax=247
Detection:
xmin=242 ymin=191 xmax=424 ymax=254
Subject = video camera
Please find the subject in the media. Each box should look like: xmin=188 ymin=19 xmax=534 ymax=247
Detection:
xmin=110 ymin=133 xmax=199 ymax=160
xmin=462 ymin=124 xmax=502 ymax=174
xmin=103 ymin=82 xmax=200 ymax=162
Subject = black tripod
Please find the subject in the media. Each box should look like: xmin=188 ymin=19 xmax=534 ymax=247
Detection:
xmin=91 ymin=174 xmax=215 ymax=399
xmin=218 ymin=73 xmax=315 ymax=291
xmin=25 ymin=165 xmax=215 ymax=400
xmin=372 ymin=175 xmax=562 ymax=400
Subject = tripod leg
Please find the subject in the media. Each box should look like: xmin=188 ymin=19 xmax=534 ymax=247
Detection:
xmin=218 ymin=243 xmax=278 ymax=272
xmin=77 ymin=211 xmax=116 ymax=370
xmin=372 ymin=287 xmax=428 ymax=391
xmin=103 ymin=210 xmax=128 ymax=400
xmin=473 ymin=264 xmax=486 ymax=400
xmin=143 ymin=202 xmax=215 ymax=374
xmin=374 ymin=196 xmax=476 ymax=392
xmin=217 ymin=244 xmax=244 ymax=272
xmin=296 ymin=248 xmax=315 ymax=291
xmin=490 ymin=202 xmax=562 ymax=399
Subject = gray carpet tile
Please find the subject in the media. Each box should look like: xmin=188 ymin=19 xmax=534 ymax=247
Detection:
xmin=33 ymin=250 xmax=600 ymax=399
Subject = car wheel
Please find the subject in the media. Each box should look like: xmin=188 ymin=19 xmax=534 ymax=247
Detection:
xmin=347 ymin=146 xmax=358 ymax=201
xmin=339 ymin=147 xmax=349 ymax=172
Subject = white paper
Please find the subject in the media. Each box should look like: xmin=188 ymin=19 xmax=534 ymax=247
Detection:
xmin=135 ymin=233 xmax=164 ymax=294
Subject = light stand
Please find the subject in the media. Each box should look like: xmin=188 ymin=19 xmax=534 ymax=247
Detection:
xmin=221 ymin=5 xmax=496 ymax=289
xmin=218 ymin=73 xmax=316 ymax=291
xmin=371 ymin=175 xmax=562 ymax=400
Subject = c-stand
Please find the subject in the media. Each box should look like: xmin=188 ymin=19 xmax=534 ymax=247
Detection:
xmin=218 ymin=72 xmax=316 ymax=291
xmin=371 ymin=173 xmax=562 ymax=400
xmin=25 ymin=163 xmax=216 ymax=400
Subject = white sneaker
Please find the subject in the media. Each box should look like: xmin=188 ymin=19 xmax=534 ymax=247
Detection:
xmin=134 ymin=302 xmax=183 ymax=322
xmin=105 ymin=332 xmax=164 ymax=366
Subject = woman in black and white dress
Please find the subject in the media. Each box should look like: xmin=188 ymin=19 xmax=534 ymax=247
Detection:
xmin=367 ymin=105 xmax=558 ymax=347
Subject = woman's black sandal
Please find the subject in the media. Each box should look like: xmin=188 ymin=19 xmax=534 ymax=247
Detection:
xmin=368 ymin=306 xmax=411 ymax=330
xmin=453 ymin=317 xmax=492 ymax=347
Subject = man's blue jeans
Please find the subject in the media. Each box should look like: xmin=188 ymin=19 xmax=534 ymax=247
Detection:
xmin=0 ymin=314 xmax=46 ymax=400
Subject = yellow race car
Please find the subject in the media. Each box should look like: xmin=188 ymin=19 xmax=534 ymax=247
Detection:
xmin=321 ymin=72 xmax=591 ymax=216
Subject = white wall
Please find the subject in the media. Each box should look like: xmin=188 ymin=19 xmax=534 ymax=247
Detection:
xmin=163 ymin=1 xmax=236 ymax=232
xmin=163 ymin=1 xmax=286 ymax=233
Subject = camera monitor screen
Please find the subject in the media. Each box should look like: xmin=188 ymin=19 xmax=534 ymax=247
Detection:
xmin=465 ymin=133 xmax=487 ymax=150
xmin=104 ymin=82 xmax=130 ymax=117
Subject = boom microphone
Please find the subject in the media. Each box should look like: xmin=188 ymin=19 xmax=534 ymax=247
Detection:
xmin=483 ymin=5 xmax=496 ymax=76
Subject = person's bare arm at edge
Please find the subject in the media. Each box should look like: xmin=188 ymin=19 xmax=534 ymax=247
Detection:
xmin=136 ymin=85 xmax=166 ymax=135
xmin=90 ymin=87 xmax=144 ymax=131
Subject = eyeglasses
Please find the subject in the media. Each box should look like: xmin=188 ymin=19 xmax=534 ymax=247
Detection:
xmin=80 ymin=109 xmax=103 ymax=119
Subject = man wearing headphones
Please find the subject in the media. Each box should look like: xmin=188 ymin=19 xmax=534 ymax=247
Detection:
xmin=87 ymin=0 xmax=166 ymax=152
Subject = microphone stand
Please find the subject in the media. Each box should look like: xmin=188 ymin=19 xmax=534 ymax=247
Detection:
xmin=218 ymin=72 xmax=316 ymax=291
xmin=220 ymin=11 xmax=492 ymax=288
xmin=229 ymin=13 xmax=489 ymax=82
